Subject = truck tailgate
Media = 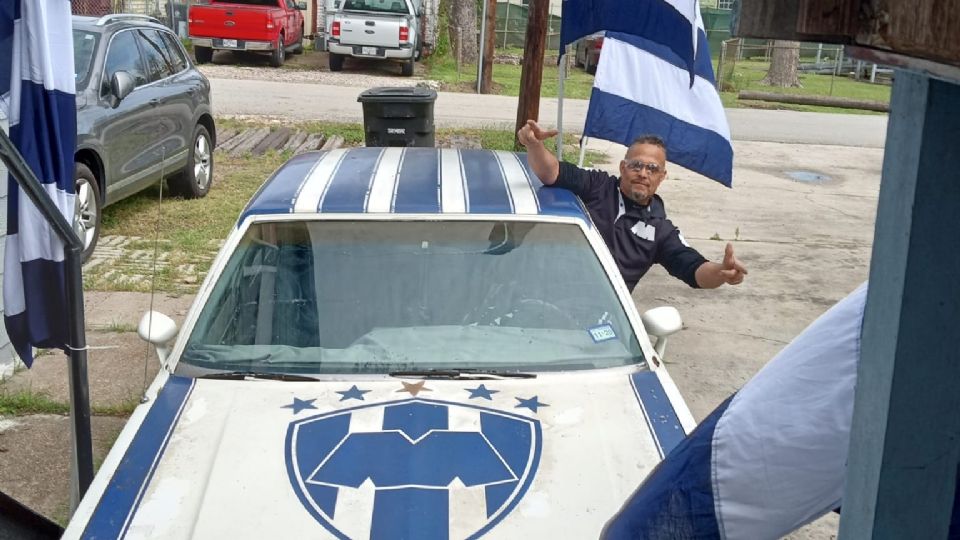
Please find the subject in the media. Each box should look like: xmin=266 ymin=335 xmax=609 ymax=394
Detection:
xmin=338 ymin=12 xmax=409 ymax=47
xmin=189 ymin=3 xmax=275 ymax=41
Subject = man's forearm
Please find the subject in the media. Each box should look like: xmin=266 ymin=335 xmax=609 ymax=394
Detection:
xmin=694 ymin=261 xmax=726 ymax=289
xmin=525 ymin=140 xmax=560 ymax=185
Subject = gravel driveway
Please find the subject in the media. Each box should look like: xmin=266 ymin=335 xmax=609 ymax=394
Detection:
xmin=196 ymin=49 xmax=441 ymax=89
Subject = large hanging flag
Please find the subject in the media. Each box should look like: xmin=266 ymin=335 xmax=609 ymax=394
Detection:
xmin=1 ymin=0 xmax=76 ymax=367
xmin=602 ymin=282 xmax=868 ymax=539
xmin=582 ymin=9 xmax=733 ymax=187
xmin=560 ymin=0 xmax=699 ymax=84
xmin=603 ymin=281 xmax=960 ymax=538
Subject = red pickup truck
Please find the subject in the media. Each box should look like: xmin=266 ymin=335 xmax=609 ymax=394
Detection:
xmin=189 ymin=0 xmax=306 ymax=67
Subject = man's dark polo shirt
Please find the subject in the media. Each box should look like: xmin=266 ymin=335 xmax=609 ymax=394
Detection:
xmin=549 ymin=162 xmax=707 ymax=290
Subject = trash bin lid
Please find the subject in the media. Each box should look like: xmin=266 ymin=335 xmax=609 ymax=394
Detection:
xmin=357 ymin=86 xmax=438 ymax=103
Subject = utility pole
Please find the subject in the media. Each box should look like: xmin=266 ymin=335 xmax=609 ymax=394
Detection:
xmin=514 ymin=0 xmax=549 ymax=149
xmin=480 ymin=0 xmax=497 ymax=93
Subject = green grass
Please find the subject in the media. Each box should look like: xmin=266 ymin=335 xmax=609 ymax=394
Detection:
xmin=425 ymin=49 xmax=891 ymax=114
xmin=87 ymin=120 xmax=603 ymax=293
xmin=0 ymin=389 xmax=69 ymax=416
xmin=0 ymin=388 xmax=140 ymax=417
xmin=424 ymin=53 xmax=597 ymax=100
xmin=716 ymin=59 xmax=891 ymax=114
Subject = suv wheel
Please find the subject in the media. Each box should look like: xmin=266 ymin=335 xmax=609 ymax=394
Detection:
xmin=195 ymin=45 xmax=213 ymax=64
xmin=169 ymin=124 xmax=213 ymax=199
xmin=74 ymin=163 xmax=101 ymax=263
xmin=329 ymin=52 xmax=344 ymax=72
xmin=270 ymin=35 xmax=285 ymax=67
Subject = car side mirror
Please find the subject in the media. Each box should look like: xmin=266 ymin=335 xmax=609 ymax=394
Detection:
xmin=109 ymin=70 xmax=135 ymax=108
xmin=641 ymin=306 xmax=682 ymax=360
xmin=297 ymin=1 xmax=307 ymax=9
xmin=138 ymin=310 xmax=178 ymax=363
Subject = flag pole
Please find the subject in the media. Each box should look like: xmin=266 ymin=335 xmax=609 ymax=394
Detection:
xmin=556 ymin=49 xmax=566 ymax=161
xmin=0 ymin=131 xmax=94 ymax=509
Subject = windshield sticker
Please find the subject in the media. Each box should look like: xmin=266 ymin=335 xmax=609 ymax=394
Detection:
xmin=588 ymin=323 xmax=617 ymax=343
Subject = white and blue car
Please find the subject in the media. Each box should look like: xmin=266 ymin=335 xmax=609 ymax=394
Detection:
xmin=64 ymin=148 xmax=695 ymax=539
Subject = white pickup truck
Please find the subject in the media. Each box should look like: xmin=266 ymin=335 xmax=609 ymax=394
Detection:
xmin=326 ymin=0 xmax=422 ymax=76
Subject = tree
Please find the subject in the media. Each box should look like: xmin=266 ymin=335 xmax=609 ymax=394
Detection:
xmin=448 ymin=0 xmax=478 ymax=64
xmin=479 ymin=0 xmax=497 ymax=93
xmin=761 ymin=40 xmax=802 ymax=88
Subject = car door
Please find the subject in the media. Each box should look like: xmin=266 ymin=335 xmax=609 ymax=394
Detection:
xmin=136 ymin=29 xmax=192 ymax=179
xmin=96 ymin=28 xmax=165 ymax=204
xmin=284 ymin=0 xmax=298 ymax=46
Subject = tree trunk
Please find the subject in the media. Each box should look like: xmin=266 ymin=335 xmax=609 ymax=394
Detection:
xmin=761 ymin=40 xmax=802 ymax=87
xmin=514 ymin=0 xmax=549 ymax=149
xmin=449 ymin=0 xmax=478 ymax=64
xmin=479 ymin=0 xmax=497 ymax=93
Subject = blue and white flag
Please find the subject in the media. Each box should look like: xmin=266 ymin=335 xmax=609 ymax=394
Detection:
xmin=584 ymin=20 xmax=733 ymax=186
xmin=603 ymin=282 xmax=868 ymax=539
xmin=1 ymin=0 xmax=76 ymax=367
xmin=560 ymin=0 xmax=699 ymax=83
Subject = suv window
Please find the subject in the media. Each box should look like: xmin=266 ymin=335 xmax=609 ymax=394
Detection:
xmin=160 ymin=31 xmax=189 ymax=73
xmin=137 ymin=30 xmax=173 ymax=82
xmin=102 ymin=30 xmax=147 ymax=94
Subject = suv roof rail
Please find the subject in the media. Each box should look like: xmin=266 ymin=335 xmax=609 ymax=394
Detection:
xmin=95 ymin=13 xmax=163 ymax=26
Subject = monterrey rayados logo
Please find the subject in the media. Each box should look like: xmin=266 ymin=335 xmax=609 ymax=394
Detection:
xmin=286 ymin=397 xmax=543 ymax=539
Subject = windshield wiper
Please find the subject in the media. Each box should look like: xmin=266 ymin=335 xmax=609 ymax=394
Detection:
xmin=198 ymin=371 xmax=318 ymax=382
xmin=389 ymin=368 xmax=536 ymax=380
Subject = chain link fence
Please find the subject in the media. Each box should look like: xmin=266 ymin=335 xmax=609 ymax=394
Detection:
xmin=715 ymin=39 xmax=893 ymax=102
xmin=72 ymin=0 xmax=190 ymax=36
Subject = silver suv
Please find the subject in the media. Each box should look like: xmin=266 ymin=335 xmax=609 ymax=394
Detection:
xmin=72 ymin=15 xmax=217 ymax=261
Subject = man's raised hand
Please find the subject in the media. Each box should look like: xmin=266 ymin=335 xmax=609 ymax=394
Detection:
xmin=719 ymin=242 xmax=748 ymax=285
xmin=517 ymin=120 xmax=559 ymax=148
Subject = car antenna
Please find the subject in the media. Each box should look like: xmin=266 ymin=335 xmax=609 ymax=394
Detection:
xmin=141 ymin=148 xmax=166 ymax=404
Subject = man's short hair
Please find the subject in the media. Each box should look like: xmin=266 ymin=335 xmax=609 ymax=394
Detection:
xmin=628 ymin=135 xmax=666 ymax=154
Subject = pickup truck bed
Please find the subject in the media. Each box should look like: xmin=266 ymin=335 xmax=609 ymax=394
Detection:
xmin=189 ymin=0 xmax=306 ymax=67
xmin=326 ymin=0 xmax=421 ymax=76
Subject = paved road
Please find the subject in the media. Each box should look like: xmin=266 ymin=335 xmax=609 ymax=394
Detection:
xmin=210 ymin=78 xmax=888 ymax=148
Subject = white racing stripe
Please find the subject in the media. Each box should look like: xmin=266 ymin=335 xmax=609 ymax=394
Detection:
xmin=365 ymin=147 xmax=404 ymax=213
xmin=495 ymin=151 xmax=539 ymax=214
xmin=293 ymin=148 xmax=347 ymax=212
xmin=440 ymin=148 xmax=467 ymax=213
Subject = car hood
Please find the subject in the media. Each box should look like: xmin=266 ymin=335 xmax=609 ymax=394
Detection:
xmin=74 ymin=369 xmax=689 ymax=538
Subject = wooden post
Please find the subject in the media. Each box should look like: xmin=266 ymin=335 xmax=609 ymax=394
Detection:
xmin=513 ymin=0 xmax=548 ymax=149
xmin=839 ymin=70 xmax=960 ymax=539
xmin=480 ymin=0 xmax=497 ymax=93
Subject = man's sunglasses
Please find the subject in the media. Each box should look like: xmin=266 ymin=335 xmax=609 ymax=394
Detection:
xmin=623 ymin=159 xmax=664 ymax=174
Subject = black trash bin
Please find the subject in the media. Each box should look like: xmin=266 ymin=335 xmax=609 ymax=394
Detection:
xmin=357 ymin=87 xmax=437 ymax=147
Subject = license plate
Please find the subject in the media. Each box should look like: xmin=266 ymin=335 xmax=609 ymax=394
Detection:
xmin=221 ymin=39 xmax=238 ymax=48
xmin=361 ymin=46 xmax=377 ymax=56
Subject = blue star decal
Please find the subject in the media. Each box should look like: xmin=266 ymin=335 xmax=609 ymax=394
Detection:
xmin=515 ymin=396 xmax=549 ymax=413
xmin=282 ymin=397 xmax=317 ymax=414
xmin=466 ymin=384 xmax=499 ymax=400
xmin=337 ymin=385 xmax=371 ymax=401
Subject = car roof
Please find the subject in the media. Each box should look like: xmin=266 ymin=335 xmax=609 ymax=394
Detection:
xmin=72 ymin=14 xmax=170 ymax=33
xmin=240 ymin=147 xmax=590 ymax=224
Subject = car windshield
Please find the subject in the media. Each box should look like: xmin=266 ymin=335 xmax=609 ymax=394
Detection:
xmin=342 ymin=0 xmax=410 ymax=14
xmin=73 ymin=29 xmax=99 ymax=87
xmin=178 ymin=220 xmax=643 ymax=375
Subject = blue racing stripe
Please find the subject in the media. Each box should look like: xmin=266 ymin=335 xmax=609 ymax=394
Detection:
xmin=321 ymin=147 xmax=383 ymax=213
xmin=240 ymin=152 xmax=323 ymax=224
xmin=630 ymin=371 xmax=685 ymax=458
xmin=393 ymin=148 xmax=440 ymax=213
xmin=81 ymin=376 xmax=196 ymax=539
xmin=461 ymin=150 xmax=513 ymax=214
